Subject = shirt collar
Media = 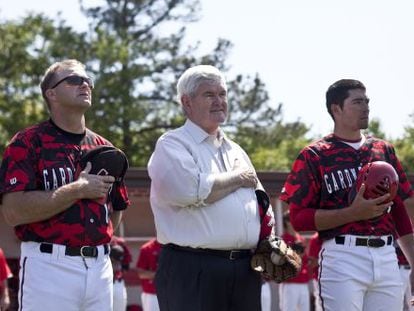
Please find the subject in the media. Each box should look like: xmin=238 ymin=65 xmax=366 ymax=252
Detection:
xmin=183 ymin=119 xmax=227 ymax=146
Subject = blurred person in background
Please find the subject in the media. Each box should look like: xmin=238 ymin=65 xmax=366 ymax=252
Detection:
xmin=111 ymin=236 xmax=132 ymax=311
xmin=0 ymin=247 xmax=12 ymax=311
xmin=307 ymin=232 xmax=323 ymax=311
xmin=279 ymin=212 xmax=310 ymax=311
xmin=136 ymin=238 xmax=161 ymax=311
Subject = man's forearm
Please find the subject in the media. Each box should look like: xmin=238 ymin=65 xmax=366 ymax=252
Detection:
xmin=110 ymin=211 xmax=123 ymax=230
xmin=0 ymin=281 xmax=10 ymax=310
xmin=314 ymin=208 xmax=356 ymax=231
xmin=397 ymin=233 xmax=414 ymax=268
xmin=1 ymin=182 xmax=83 ymax=226
xmin=137 ymin=268 xmax=156 ymax=280
xmin=204 ymin=171 xmax=243 ymax=204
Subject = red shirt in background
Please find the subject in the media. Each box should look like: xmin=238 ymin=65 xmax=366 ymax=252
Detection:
xmin=307 ymin=232 xmax=323 ymax=279
xmin=0 ymin=248 xmax=12 ymax=292
xmin=281 ymin=232 xmax=310 ymax=284
xmin=136 ymin=239 xmax=161 ymax=294
xmin=110 ymin=236 xmax=132 ymax=281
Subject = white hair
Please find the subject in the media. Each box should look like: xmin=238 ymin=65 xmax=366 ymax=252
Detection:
xmin=176 ymin=65 xmax=227 ymax=104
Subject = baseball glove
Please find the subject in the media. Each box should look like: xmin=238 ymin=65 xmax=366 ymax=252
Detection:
xmin=110 ymin=244 xmax=125 ymax=261
xmin=79 ymin=145 xmax=129 ymax=181
xmin=251 ymin=236 xmax=302 ymax=283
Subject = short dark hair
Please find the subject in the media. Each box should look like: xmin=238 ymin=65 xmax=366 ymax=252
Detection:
xmin=326 ymin=79 xmax=366 ymax=119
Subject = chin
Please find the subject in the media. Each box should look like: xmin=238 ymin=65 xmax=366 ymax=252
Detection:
xmin=359 ymin=121 xmax=369 ymax=129
xmin=216 ymin=115 xmax=227 ymax=123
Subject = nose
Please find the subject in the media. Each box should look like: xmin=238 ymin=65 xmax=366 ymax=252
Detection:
xmin=216 ymin=94 xmax=227 ymax=103
xmin=210 ymin=95 xmax=221 ymax=105
xmin=80 ymin=81 xmax=91 ymax=90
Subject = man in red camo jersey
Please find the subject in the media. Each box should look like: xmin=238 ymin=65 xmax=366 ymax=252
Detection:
xmin=280 ymin=79 xmax=414 ymax=311
xmin=136 ymin=238 xmax=161 ymax=311
xmin=0 ymin=59 xmax=130 ymax=311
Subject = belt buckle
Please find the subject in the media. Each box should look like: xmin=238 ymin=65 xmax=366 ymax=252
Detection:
xmin=229 ymin=250 xmax=239 ymax=260
xmin=80 ymin=246 xmax=89 ymax=258
xmin=80 ymin=246 xmax=97 ymax=258
xmin=367 ymin=238 xmax=385 ymax=248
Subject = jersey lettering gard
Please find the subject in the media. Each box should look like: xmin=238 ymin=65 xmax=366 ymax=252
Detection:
xmin=280 ymin=134 xmax=413 ymax=240
xmin=0 ymin=120 xmax=130 ymax=247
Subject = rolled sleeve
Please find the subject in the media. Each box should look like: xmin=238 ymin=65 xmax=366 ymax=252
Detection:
xmin=148 ymin=134 xmax=215 ymax=208
xmin=199 ymin=172 xmax=215 ymax=203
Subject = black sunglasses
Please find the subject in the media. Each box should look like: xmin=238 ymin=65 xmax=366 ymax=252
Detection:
xmin=50 ymin=75 xmax=94 ymax=89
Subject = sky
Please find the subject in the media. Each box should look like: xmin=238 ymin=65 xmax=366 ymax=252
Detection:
xmin=1 ymin=0 xmax=414 ymax=139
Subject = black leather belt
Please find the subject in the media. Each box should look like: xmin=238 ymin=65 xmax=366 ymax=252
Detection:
xmin=165 ymin=243 xmax=252 ymax=260
xmin=335 ymin=236 xmax=393 ymax=248
xmin=39 ymin=242 xmax=109 ymax=258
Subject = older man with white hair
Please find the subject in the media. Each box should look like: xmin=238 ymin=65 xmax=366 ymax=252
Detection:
xmin=148 ymin=65 xmax=273 ymax=311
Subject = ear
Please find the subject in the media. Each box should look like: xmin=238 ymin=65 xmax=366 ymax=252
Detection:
xmin=181 ymin=94 xmax=192 ymax=114
xmin=45 ymin=89 xmax=56 ymax=102
xmin=331 ymin=103 xmax=342 ymax=116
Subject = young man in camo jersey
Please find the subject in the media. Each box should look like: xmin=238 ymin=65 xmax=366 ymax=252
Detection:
xmin=280 ymin=79 xmax=414 ymax=311
xmin=0 ymin=59 xmax=130 ymax=311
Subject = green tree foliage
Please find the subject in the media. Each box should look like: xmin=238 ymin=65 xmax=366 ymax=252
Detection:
xmin=363 ymin=118 xmax=386 ymax=140
xmin=2 ymin=2 xmax=414 ymax=173
xmin=0 ymin=13 xmax=91 ymax=154
xmin=360 ymin=117 xmax=414 ymax=173
xmin=239 ymin=120 xmax=312 ymax=171
xmin=391 ymin=115 xmax=414 ymax=173
xmin=80 ymin=0 xmax=297 ymax=166
xmin=1 ymin=0 xmax=300 ymax=168
xmin=78 ymin=0 xmax=202 ymax=166
xmin=361 ymin=117 xmax=414 ymax=173
xmin=0 ymin=15 xmax=51 ymax=147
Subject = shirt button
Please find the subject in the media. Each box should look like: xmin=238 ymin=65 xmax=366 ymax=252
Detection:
xmin=90 ymin=218 xmax=94 ymax=223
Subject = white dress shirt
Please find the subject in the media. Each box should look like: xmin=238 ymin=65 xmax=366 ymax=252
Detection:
xmin=148 ymin=120 xmax=261 ymax=249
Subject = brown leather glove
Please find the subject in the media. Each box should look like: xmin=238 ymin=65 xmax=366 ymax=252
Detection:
xmin=251 ymin=236 xmax=302 ymax=283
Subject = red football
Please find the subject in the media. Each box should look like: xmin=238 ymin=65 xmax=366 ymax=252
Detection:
xmin=356 ymin=161 xmax=399 ymax=203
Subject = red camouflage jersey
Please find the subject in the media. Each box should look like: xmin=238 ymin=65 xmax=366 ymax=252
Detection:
xmin=136 ymin=239 xmax=161 ymax=294
xmin=111 ymin=236 xmax=132 ymax=281
xmin=0 ymin=119 xmax=130 ymax=247
xmin=280 ymin=134 xmax=413 ymax=240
